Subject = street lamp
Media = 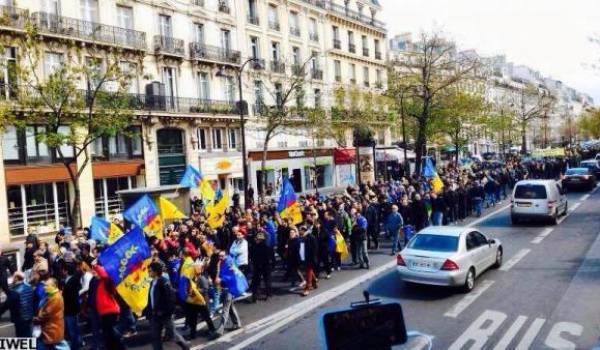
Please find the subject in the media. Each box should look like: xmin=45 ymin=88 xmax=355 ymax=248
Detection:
xmin=216 ymin=58 xmax=263 ymax=208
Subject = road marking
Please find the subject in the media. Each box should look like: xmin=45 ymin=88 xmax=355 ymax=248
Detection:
xmin=0 ymin=323 xmax=12 ymax=329
xmin=531 ymin=228 xmax=554 ymax=244
xmin=449 ymin=309 xmax=507 ymax=350
xmin=468 ymin=204 xmax=511 ymax=227
xmin=516 ymin=318 xmax=546 ymax=350
xmin=444 ymin=280 xmax=495 ymax=318
xmin=191 ymin=259 xmax=398 ymax=350
xmin=499 ymin=249 xmax=531 ymax=271
xmin=493 ymin=315 xmax=528 ymax=350
xmin=581 ymin=194 xmax=590 ymax=201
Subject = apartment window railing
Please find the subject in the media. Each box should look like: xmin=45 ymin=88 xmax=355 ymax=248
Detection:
xmin=30 ymin=11 xmax=147 ymax=50
xmin=292 ymin=64 xmax=304 ymax=76
xmin=247 ymin=14 xmax=259 ymax=26
xmin=350 ymin=78 xmax=356 ymax=85
xmin=270 ymin=60 xmax=285 ymax=74
xmin=375 ymin=81 xmax=383 ymax=89
xmin=327 ymin=2 xmax=386 ymax=30
xmin=289 ymin=26 xmax=300 ymax=37
xmin=363 ymin=47 xmax=369 ymax=57
xmin=153 ymin=35 xmax=185 ymax=56
xmin=335 ymin=75 xmax=341 ymax=82
xmin=311 ymin=69 xmax=323 ymax=80
xmin=309 ymin=32 xmax=318 ymax=42
xmin=333 ymin=38 xmax=341 ymax=49
xmin=348 ymin=43 xmax=355 ymax=53
xmin=251 ymin=58 xmax=266 ymax=70
xmin=268 ymin=20 xmax=280 ymax=31
xmin=364 ymin=81 xmax=370 ymax=87
xmin=0 ymin=5 xmax=27 ymax=29
xmin=189 ymin=42 xmax=241 ymax=64
xmin=192 ymin=0 xmax=204 ymax=6
xmin=375 ymin=50 xmax=382 ymax=60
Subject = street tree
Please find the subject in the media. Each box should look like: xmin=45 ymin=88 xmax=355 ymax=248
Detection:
xmin=512 ymin=84 xmax=555 ymax=154
xmin=388 ymin=32 xmax=480 ymax=174
xmin=578 ymin=107 xmax=600 ymax=139
xmin=0 ymin=23 xmax=143 ymax=227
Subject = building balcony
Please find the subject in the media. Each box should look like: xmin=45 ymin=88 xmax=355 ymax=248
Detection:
xmin=348 ymin=43 xmax=356 ymax=53
xmin=0 ymin=5 xmax=27 ymax=30
xmin=270 ymin=60 xmax=285 ymax=74
xmin=350 ymin=78 xmax=356 ymax=85
xmin=363 ymin=48 xmax=369 ymax=57
xmin=192 ymin=0 xmax=204 ymax=6
xmin=327 ymin=3 xmax=386 ymax=31
xmin=309 ymin=32 xmax=318 ymax=42
xmin=311 ymin=69 xmax=323 ymax=80
xmin=247 ymin=14 xmax=259 ymax=26
xmin=335 ymin=75 xmax=341 ymax=82
xmin=364 ymin=81 xmax=370 ymax=87
xmin=375 ymin=81 xmax=383 ymax=89
xmin=292 ymin=64 xmax=305 ymax=76
xmin=153 ymin=35 xmax=185 ymax=56
xmin=218 ymin=1 xmax=230 ymax=14
xmin=300 ymin=0 xmax=327 ymax=9
xmin=333 ymin=39 xmax=341 ymax=49
xmin=268 ymin=20 xmax=280 ymax=31
xmin=375 ymin=51 xmax=382 ymax=60
xmin=289 ymin=26 xmax=301 ymax=37
xmin=251 ymin=58 xmax=266 ymax=70
xmin=30 ymin=12 xmax=147 ymax=50
xmin=189 ymin=42 xmax=241 ymax=65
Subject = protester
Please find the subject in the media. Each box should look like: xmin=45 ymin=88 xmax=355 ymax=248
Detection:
xmin=0 ymin=272 xmax=34 ymax=337
xmin=33 ymin=278 xmax=69 ymax=350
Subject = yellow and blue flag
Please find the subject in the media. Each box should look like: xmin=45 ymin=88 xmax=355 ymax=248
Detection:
xmin=116 ymin=258 xmax=151 ymax=315
xmin=90 ymin=216 xmax=124 ymax=244
xmin=206 ymin=190 xmax=229 ymax=229
xmin=123 ymin=194 xmax=163 ymax=238
xmin=97 ymin=226 xmax=151 ymax=286
xmin=159 ymin=196 xmax=186 ymax=220
xmin=422 ymin=157 xmax=443 ymax=193
xmin=277 ymin=176 xmax=303 ymax=225
xmin=179 ymin=164 xmax=215 ymax=200
xmin=219 ymin=256 xmax=249 ymax=297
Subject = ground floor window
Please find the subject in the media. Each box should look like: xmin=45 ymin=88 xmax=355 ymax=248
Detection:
xmin=7 ymin=182 xmax=69 ymax=236
xmin=94 ymin=176 xmax=137 ymax=218
xmin=304 ymin=164 xmax=333 ymax=190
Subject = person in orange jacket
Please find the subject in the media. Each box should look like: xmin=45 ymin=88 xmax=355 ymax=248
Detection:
xmin=92 ymin=263 xmax=126 ymax=350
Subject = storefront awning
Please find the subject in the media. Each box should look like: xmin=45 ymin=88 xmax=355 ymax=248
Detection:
xmin=4 ymin=164 xmax=73 ymax=186
xmin=92 ymin=160 xmax=144 ymax=179
xmin=334 ymin=148 xmax=356 ymax=164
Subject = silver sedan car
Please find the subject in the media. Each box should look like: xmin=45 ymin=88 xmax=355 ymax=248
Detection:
xmin=396 ymin=226 xmax=503 ymax=292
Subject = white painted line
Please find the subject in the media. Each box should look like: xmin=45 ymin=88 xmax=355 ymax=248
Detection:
xmin=467 ymin=204 xmax=511 ymax=228
xmin=0 ymin=323 xmax=13 ymax=329
xmin=493 ymin=315 xmax=528 ymax=350
xmin=581 ymin=194 xmax=590 ymax=201
xmin=499 ymin=249 xmax=531 ymax=272
xmin=515 ymin=318 xmax=546 ymax=350
xmin=191 ymin=259 xmax=398 ymax=350
xmin=443 ymin=280 xmax=495 ymax=319
xmin=531 ymin=228 xmax=554 ymax=244
xmin=571 ymin=202 xmax=581 ymax=211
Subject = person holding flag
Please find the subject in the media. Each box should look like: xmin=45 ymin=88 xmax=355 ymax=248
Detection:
xmin=180 ymin=164 xmax=215 ymax=201
xmin=215 ymin=250 xmax=247 ymax=335
xmin=123 ymin=194 xmax=163 ymax=239
xmin=277 ymin=176 xmax=303 ymax=225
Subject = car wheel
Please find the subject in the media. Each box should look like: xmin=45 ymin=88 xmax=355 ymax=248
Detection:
xmin=550 ymin=213 xmax=558 ymax=225
xmin=493 ymin=247 xmax=503 ymax=268
xmin=462 ymin=268 xmax=476 ymax=293
xmin=563 ymin=202 xmax=568 ymax=216
xmin=511 ymin=215 xmax=519 ymax=225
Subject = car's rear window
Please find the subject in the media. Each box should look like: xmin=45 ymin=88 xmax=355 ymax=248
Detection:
xmin=566 ymin=168 xmax=589 ymax=175
xmin=581 ymin=162 xmax=598 ymax=168
xmin=408 ymin=234 xmax=459 ymax=252
xmin=514 ymin=184 xmax=547 ymax=199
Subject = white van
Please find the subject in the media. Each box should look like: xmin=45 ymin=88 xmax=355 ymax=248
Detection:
xmin=510 ymin=179 xmax=567 ymax=225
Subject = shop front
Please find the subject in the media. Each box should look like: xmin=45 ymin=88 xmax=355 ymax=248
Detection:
xmin=248 ymin=149 xmax=335 ymax=198
xmin=199 ymin=156 xmax=244 ymax=194
xmin=334 ymin=148 xmax=357 ymax=188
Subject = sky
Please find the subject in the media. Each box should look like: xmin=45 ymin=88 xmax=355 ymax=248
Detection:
xmin=379 ymin=0 xmax=600 ymax=104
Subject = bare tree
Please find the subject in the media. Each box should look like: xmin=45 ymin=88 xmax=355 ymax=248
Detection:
xmin=388 ymin=32 xmax=479 ymax=174
xmin=512 ymin=84 xmax=555 ymax=154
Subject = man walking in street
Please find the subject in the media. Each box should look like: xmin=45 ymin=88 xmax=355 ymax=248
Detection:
xmin=0 ymin=272 xmax=34 ymax=337
xmin=386 ymin=205 xmax=404 ymax=255
xmin=33 ymin=278 xmax=69 ymax=350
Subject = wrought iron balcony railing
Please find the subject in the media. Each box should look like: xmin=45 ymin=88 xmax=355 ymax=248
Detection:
xmin=292 ymin=64 xmax=305 ymax=76
xmin=268 ymin=20 xmax=280 ymax=31
xmin=375 ymin=51 xmax=382 ymax=60
xmin=251 ymin=58 xmax=266 ymax=70
xmin=218 ymin=1 xmax=230 ymax=14
xmin=333 ymin=39 xmax=341 ymax=49
xmin=192 ymin=0 xmax=204 ymax=6
xmin=309 ymin=32 xmax=318 ymax=42
xmin=0 ymin=5 xmax=27 ymax=29
xmin=153 ymin=35 xmax=185 ymax=56
xmin=311 ymin=69 xmax=323 ymax=80
xmin=247 ymin=14 xmax=259 ymax=26
xmin=290 ymin=26 xmax=301 ymax=37
xmin=189 ymin=42 xmax=240 ymax=64
xmin=363 ymin=47 xmax=369 ymax=57
xmin=348 ymin=43 xmax=355 ymax=53
xmin=270 ymin=60 xmax=285 ymax=74
xmin=327 ymin=3 xmax=386 ymax=31
xmin=30 ymin=11 xmax=147 ymax=50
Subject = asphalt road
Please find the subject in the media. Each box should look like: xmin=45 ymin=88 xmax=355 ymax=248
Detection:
xmin=1 ymin=189 xmax=599 ymax=350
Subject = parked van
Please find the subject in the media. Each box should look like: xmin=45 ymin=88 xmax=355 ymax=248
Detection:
xmin=510 ymin=179 xmax=567 ymax=225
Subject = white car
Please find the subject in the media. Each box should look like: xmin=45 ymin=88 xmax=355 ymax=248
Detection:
xmin=510 ymin=179 xmax=567 ymax=225
xmin=396 ymin=227 xmax=502 ymax=292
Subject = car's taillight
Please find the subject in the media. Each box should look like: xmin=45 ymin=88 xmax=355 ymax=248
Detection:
xmin=583 ymin=175 xmax=590 ymax=180
xmin=441 ymin=259 xmax=460 ymax=271
xmin=396 ymin=254 xmax=406 ymax=266
xmin=548 ymin=200 xmax=556 ymax=208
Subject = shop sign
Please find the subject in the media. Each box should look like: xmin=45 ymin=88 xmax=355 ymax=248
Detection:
xmin=288 ymin=150 xmax=306 ymax=158
xmin=216 ymin=159 xmax=232 ymax=170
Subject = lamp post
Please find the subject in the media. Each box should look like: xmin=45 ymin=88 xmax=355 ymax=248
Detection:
xmin=216 ymin=58 xmax=262 ymax=208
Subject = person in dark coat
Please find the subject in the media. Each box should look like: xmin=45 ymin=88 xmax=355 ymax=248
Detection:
xmin=411 ymin=194 xmax=429 ymax=232
xmin=286 ymin=228 xmax=305 ymax=288
xmin=298 ymin=227 xmax=318 ymax=296
xmin=0 ymin=249 xmax=16 ymax=296
xmin=250 ymin=232 xmax=273 ymax=301
xmin=63 ymin=261 xmax=82 ymax=350
xmin=365 ymin=200 xmax=380 ymax=249
xmin=0 ymin=272 xmax=34 ymax=337
xmin=431 ymin=193 xmax=446 ymax=226
xmin=315 ymin=221 xmax=332 ymax=279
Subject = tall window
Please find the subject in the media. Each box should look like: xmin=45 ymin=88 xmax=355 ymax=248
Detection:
xmin=374 ymin=39 xmax=380 ymax=53
xmin=0 ymin=47 xmax=17 ymax=100
xmin=334 ymin=60 xmax=341 ymax=82
xmin=162 ymin=67 xmax=177 ymax=101
xmin=224 ymin=76 xmax=235 ymax=103
xmin=41 ymin=0 xmax=60 ymax=15
xmin=376 ymin=69 xmax=382 ymax=85
xmin=44 ymin=52 xmax=63 ymax=78
xmin=348 ymin=30 xmax=354 ymax=52
xmin=250 ymin=36 xmax=260 ymax=59
xmin=254 ymin=80 xmax=263 ymax=105
xmin=289 ymin=11 xmax=299 ymax=35
xmin=271 ymin=41 xmax=280 ymax=61
xmin=116 ymin=5 xmax=133 ymax=29
xmin=247 ymin=0 xmax=257 ymax=18
xmin=363 ymin=66 xmax=369 ymax=86
xmin=228 ymin=128 xmax=238 ymax=149
xmin=310 ymin=51 xmax=318 ymax=70
xmin=119 ymin=61 xmax=138 ymax=93
xmin=314 ymin=89 xmax=321 ymax=108
xmin=56 ymin=125 xmax=74 ymax=158
xmin=212 ymin=128 xmax=223 ymax=150
xmin=292 ymin=46 xmax=300 ymax=65
xmin=350 ymin=63 xmax=356 ymax=82
xmin=274 ymin=82 xmax=282 ymax=106
xmin=26 ymin=125 xmax=50 ymax=162
xmin=268 ymin=4 xmax=278 ymax=27
xmin=332 ymin=26 xmax=339 ymax=40
xmin=197 ymin=72 xmax=210 ymax=100
xmin=194 ymin=23 xmax=204 ymax=44
xmin=80 ymin=0 xmax=98 ymax=22
xmin=221 ymin=29 xmax=231 ymax=51
xmin=159 ymin=14 xmax=172 ymax=37
xmin=309 ymin=18 xmax=317 ymax=39
xmin=85 ymin=57 xmax=104 ymax=89
xmin=197 ymin=128 xmax=208 ymax=151
xmin=2 ymin=126 xmax=19 ymax=161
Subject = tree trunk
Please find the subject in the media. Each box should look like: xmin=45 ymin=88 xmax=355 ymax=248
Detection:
xmin=414 ymin=116 xmax=428 ymax=176
xmin=520 ymin=120 xmax=527 ymax=155
xmin=63 ymin=161 xmax=82 ymax=229
xmin=260 ymin=141 xmax=269 ymax=204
